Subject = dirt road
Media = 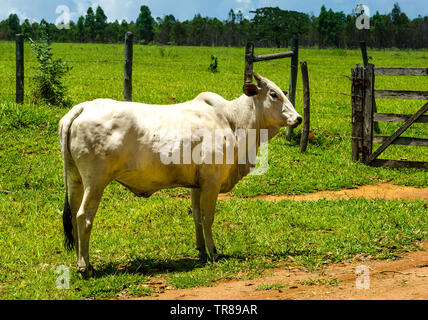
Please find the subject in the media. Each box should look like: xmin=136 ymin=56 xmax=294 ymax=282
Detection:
xmin=131 ymin=184 xmax=428 ymax=300
xmin=136 ymin=242 xmax=428 ymax=300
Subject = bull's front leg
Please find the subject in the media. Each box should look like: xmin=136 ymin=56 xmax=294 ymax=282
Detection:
xmin=199 ymin=183 xmax=221 ymax=262
xmin=191 ymin=188 xmax=206 ymax=260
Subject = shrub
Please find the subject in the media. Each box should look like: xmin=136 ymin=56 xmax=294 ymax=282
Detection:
xmin=29 ymin=36 xmax=73 ymax=108
xmin=208 ymin=55 xmax=218 ymax=73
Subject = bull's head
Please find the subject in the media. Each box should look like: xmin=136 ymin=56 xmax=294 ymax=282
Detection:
xmin=243 ymin=72 xmax=302 ymax=129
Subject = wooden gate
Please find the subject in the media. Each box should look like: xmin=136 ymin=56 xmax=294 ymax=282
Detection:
xmin=351 ymin=63 xmax=428 ymax=169
xmin=244 ymin=40 xmax=298 ymax=139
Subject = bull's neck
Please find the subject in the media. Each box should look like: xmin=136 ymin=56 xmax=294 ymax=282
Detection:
xmin=229 ymin=94 xmax=262 ymax=131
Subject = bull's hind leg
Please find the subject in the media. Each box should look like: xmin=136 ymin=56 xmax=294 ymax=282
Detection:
xmin=68 ymin=177 xmax=84 ymax=257
xmin=76 ymin=181 xmax=107 ymax=278
xmin=199 ymin=183 xmax=221 ymax=262
xmin=191 ymin=188 xmax=206 ymax=259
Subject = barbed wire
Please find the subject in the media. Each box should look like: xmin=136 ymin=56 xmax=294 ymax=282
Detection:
xmin=0 ymin=58 xmax=361 ymax=69
xmin=0 ymin=90 xmax=356 ymax=99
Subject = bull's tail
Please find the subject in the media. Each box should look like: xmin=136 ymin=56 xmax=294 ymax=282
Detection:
xmin=63 ymin=195 xmax=74 ymax=251
xmin=59 ymin=103 xmax=85 ymax=251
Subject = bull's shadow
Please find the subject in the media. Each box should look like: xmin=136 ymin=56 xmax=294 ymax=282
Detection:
xmin=92 ymin=254 xmax=243 ymax=278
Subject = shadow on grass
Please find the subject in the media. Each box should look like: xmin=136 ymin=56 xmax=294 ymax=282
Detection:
xmin=91 ymin=253 xmax=260 ymax=278
xmin=93 ymin=257 xmax=201 ymax=278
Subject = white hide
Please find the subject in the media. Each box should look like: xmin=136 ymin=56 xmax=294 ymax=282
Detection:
xmin=59 ymin=73 xmax=301 ymax=277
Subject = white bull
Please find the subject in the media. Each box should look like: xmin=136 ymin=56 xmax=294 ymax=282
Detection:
xmin=59 ymin=72 xmax=302 ymax=278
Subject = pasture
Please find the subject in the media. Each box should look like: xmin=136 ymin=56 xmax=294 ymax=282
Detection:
xmin=0 ymin=42 xmax=427 ymax=299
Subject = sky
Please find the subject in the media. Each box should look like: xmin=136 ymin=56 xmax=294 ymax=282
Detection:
xmin=1 ymin=0 xmax=427 ymax=24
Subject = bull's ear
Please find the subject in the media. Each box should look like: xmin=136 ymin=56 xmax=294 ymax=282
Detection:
xmin=243 ymin=83 xmax=259 ymax=97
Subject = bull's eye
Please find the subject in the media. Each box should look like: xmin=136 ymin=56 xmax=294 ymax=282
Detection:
xmin=270 ymin=92 xmax=278 ymax=99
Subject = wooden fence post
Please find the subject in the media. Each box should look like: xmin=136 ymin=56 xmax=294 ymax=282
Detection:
xmin=16 ymin=34 xmax=24 ymax=104
xmin=123 ymin=32 xmax=133 ymax=102
xmin=362 ymin=63 xmax=374 ymax=164
xmin=286 ymin=38 xmax=299 ymax=140
xmin=244 ymin=42 xmax=254 ymax=85
xmin=360 ymin=41 xmax=368 ymax=67
xmin=360 ymin=41 xmax=380 ymax=134
xmin=299 ymin=61 xmax=310 ymax=153
xmin=351 ymin=64 xmax=365 ymax=162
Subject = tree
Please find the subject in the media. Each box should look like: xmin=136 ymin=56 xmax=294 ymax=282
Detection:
xmin=209 ymin=18 xmax=224 ymax=46
xmin=21 ymin=19 xmax=33 ymax=39
xmin=171 ymin=21 xmax=187 ymax=45
xmin=136 ymin=5 xmax=155 ymax=43
xmin=228 ymin=9 xmax=236 ymax=24
xmin=189 ymin=14 xmax=208 ymax=45
xmin=105 ymin=20 xmax=122 ymax=43
xmin=372 ymin=11 xmax=391 ymax=48
xmin=7 ymin=14 xmax=20 ymax=39
xmin=317 ymin=5 xmax=346 ymax=47
xmin=0 ymin=4 xmax=426 ymax=48
xmin=155 ymin=14 xmax=176 ymax=44
xmin=38 ymin=19 xmax=50 ymax=40
xmin=225 ymin=9 xmax=240 ymax=46
xmin=251 ymin=7 xmax=310 ymax=48
xmin=76 ymin=16 xmax=85 ymax=42
xmin=251 ymin=7 xmax=284 ymax=47
xmin=95 ymin=6 xmax=108 ymax=42
xmin=391 ymin=3 xmax=410 ymax=48
xmin=85 ymin=7 xmax=96 ymax=41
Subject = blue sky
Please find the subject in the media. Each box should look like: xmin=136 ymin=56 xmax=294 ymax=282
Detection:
xmin=1 ymin=0 xmax=427 ymax=23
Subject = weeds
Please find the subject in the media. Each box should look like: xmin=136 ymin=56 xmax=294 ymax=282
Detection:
xmin=257 ymin=283 xmax=289 ymax=291
xmin=208 ymin=55 xmax=218 ymax=73
xmin=29 ymin=37 xmax=72 ymax=108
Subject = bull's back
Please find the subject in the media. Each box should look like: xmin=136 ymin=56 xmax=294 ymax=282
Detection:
xmin=67 ymin=99 xmax=230 ymax=194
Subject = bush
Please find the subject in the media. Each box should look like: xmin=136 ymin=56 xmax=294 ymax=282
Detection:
xmin=29 ymin=37 xmax=73 ymax=108
xmin=208 ymin=55 xmax=218 ymax=73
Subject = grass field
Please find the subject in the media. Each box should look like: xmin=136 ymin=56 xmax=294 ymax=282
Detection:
xmin=0 ymin=42 xmax=427 ymax=299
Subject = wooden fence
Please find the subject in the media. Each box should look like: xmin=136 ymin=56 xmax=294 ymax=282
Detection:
xmin=15 ymin=32 xmax=135 ymax=103
xmin=244 ymin=40 xmax=299 ymax=140
xmin=351 ymin=63 xmax=428 ymax=169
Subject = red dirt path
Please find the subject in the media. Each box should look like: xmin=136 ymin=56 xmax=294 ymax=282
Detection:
xmin=138 ymin=242 xmax=428 ymax=300
xmin=126 ymin=183 xmax=428 ymax=300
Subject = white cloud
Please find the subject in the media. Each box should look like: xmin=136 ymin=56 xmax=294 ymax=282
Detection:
xmin=232 ymin=0 xmax=253 ymax=18
xmin=71 ymin=0 xmax=132 ymax=22
xmin=6 ymin=6 xmax=38 ymax=23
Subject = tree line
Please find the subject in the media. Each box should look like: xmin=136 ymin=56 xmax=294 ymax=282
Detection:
xmin=1 ymin=3 xmax=427 ymax=49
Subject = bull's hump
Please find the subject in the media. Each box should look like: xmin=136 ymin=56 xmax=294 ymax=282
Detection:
xmin=80 ymin=99 xmax=231 ymax=132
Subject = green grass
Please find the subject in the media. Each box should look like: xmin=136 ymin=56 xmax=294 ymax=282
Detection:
xmin=0 ymin=189 xmax=426 ymax=299
xmin=257 ymin=283 xmax=290 ymax=291
xmin=0 ymin=42 xmax=427 ymax=299
xmin=297 ymin=278 xmax=340 ymax=287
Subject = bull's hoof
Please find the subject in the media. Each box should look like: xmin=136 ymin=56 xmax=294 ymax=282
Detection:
xmin=209 ymin=253 xmax=220 ymax=263
xmin=197 ymin=247 xmax=219 ymax=262
xmin=198 ymin=251 xmax=208 ymax=261
xmin=78 ymin=264 xmax=94 ymax=279
xmin=198 ymin=253 xmax=219 ymax=262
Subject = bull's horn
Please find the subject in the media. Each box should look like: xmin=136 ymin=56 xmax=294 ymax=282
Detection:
xmin=253 ymin=72 xmax=263 ymax=82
